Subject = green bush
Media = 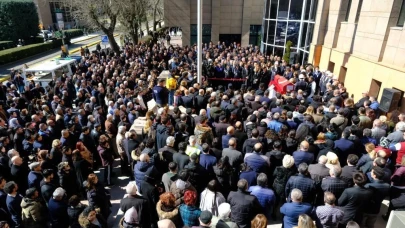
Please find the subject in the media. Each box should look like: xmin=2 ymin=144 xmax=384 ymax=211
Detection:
xmin=64 ymin=29 xmax=84 ymax=39
xmin=0 ymin=41 xmax=14 ymax=50
xmin=0 ymin=1 xmax=39 ymax=42
xmin=0 ymin=39 xmax=63 ymax=65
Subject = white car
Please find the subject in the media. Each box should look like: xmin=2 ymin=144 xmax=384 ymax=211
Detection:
xmin=38 ymin=30 xmax=53 ymax=39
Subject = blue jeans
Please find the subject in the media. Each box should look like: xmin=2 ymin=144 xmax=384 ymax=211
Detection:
xmin=18 ymin=85 xmax=24 ymax=94
xmin=168 ymin=90 xmax=175 ymax=106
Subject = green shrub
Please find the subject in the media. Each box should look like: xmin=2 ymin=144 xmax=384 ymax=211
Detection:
xmin=0 ymin=41 xmax=14 ymax=50
xmin=0 ymin=39 xmax=63 ymax=65
xmin=64 ymin=29 xmax=84 ymax=39
xmin=0 ymin=1 xmax=39 ymax=42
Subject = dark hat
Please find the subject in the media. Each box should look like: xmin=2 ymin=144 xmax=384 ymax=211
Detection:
xmin=94 ymin=106 xmax=102 ymax=110
xmin=219 ymin=115 xmax=226 ymax=121
xmin=199 ymin=210 xmax=212 ymax=224
xmin=228 ymin=83 xmax=233 ymax=89
xmin=94 ymin=123 xmax=101 ymax=128
xmin=26 ymin=187 xmax=37 ymax=198
xmin=231 ymin=109 xmax=238 ymax=115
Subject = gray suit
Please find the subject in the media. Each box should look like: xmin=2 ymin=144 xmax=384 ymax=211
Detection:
xmin=308 ymin=163 xmax=330 ymax=183
xmin=371 ymin=127 xmax=386 ymax=143
xmin=222 ymin=146 xmax=243 ymax=169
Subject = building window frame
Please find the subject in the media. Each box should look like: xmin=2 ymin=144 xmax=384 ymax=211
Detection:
xmin=345 ymin=0 xmax=352 ymax=22
xmin=398 ymin=0 xmax=405 ymax=27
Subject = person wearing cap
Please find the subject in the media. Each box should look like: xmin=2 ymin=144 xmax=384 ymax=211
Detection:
xmin=153 ymin=79 xmax=169 ymax=108
xmin=21 ymin=188 xmax=47 ymax=228
xmin=190 ymin=210 xmax=212 ymax=228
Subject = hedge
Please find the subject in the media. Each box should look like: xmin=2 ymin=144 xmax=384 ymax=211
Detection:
xmin=0 ymin=41 xmax=14 ymax=50
xmin=0 ymin=39 xmax=63 ymax=65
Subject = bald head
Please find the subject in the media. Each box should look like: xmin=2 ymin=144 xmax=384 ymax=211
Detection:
xmin=300 ymin=141 xmax=309 ymax=151
xmin=227 ymin=126 xmax=235 ymax=134
xmin=235 ymin=121 xmax=242 ymax=130
xmin=253 ymin=143 xmax=262 ymax=153
xmin=228 ymin=138 xmax=236 ymax=147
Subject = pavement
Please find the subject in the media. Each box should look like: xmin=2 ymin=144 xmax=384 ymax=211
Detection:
xmin=0 ymin=32 xmax=110 ymax=78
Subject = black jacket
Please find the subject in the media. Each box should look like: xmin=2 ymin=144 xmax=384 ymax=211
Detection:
xmin=227 ymin=190 xmax=262 ymax=228
xmin=120 ymin=195 xmax=151 ymax=227
xmin=338 ymin=185 xmax=373 ymax=224
xmin=173 ymin=152 xmax=190 ymax=172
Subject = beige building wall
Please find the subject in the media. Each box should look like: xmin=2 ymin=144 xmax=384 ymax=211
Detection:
xmin=35 ymin=0 xmax=53 ymax=28
xmin=163 ymin=0 xmax=264 ymax=46
xmin=308 ymin=0 xmax=405 ymax=112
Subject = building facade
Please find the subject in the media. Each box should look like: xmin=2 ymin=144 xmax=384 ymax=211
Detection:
xmin=308 ymin=0 xmax=405 ymax=112
xmin=163 ymin=0 xmax=264 ymax=47
xmin=261 ymin=0 xmax=319 ymax=64
xmin=34 ymin=0 xmax=75 ymax=30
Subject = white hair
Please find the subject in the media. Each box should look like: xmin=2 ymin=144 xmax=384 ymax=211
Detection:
xmin=291 ymin=189 xmax=303 ymax=201
xmin=118 ymin=126 xmax=126 ymax=134
xmin=166 ymin=136 xmax=175 ymax=146
xmin=189 ymin=135 xmax=196 ymax=143
xmin=53 ymin=187 xmax=66 ymax=198
xmin=107 ymin=114 xmax=113 ymax=120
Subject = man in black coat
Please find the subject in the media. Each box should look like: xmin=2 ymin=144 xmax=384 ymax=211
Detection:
xmin=172 ymin=142 xmax=190 ymax=172
xmin=124 ymin=130 xmax=140 ymax=180
xmin=227 ymin=179 xmax=262 ymax=228
xmin=338 ymin=172 xmax=373 ymax=226
xmin=120 ymin=182 xmax=151 ymax=227
xmin=180 ymin=90 xmax=194 ymax=109
xmin=157 ymin=136 xmax=177 ymax=175
xmin=194 ymin=89 xmax=208 ymax=114
xmin=285 ymin=163 xmax=316 ymax=204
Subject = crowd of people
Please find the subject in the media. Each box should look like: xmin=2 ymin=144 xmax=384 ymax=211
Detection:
xmin=0 ymin=36 xmax=404 ymax=228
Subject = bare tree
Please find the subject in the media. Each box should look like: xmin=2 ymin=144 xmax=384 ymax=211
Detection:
xmin=151 ymin=0 xmax=163 ymax=31
xmin=65 ymin=0 xmax=121 ymax=53
xmin=116 ymin=0 xmax=148 ymax=44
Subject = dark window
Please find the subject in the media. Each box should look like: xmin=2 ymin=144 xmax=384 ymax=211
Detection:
xmin=310 ymin=0 xmax=318 ymax=21
xmin=267 ymin=20 xmax=277 ymax=45
xmin=278 ymin=0 xmax=289 ymax=20
xmin=299 ymin=22 xmax=308 ymax=49
xmin=398 ymin=0 xmax=405 ymax=27
xmin=270 ymin=0 xmax=278 ymax=19
xmin=263 ymin=20 xmax=269 ymax=44
xmin=249 ymin=25 xmax=262 ymax=46
xmin=190 ymin=24 xmax=211 ymax=45
xmin=286 ymin=21 xmax=300 ymax=48
xmin=355 ymin=0 xmax=363 ymax=23
xmin=305 ymin=23 xmax=314 ymax=51
xmin=290 ymin=0 xmax=304 ymax=20
xmin=49 ymin=2 xmax=74 ymax=24
xmin=304 ymin=0 xmax=312 ymax=20
xmin=345 ymin=0 xmax=352 ymax=21
xmin=274 ymin=47 xmax=285 ymax=57
xmin=275 ymin=21 xmax=287 ymax=46
xmin=265 ymin=0 xmax=271 ymax=18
